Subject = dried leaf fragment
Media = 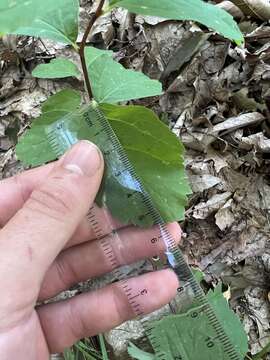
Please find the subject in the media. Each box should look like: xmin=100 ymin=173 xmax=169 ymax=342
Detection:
xmin=231 ymin=0 xmax=270 ymax=20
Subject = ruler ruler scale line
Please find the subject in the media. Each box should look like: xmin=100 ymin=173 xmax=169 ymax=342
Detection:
xmin=46 ymin=104 xmax=243 ymax=360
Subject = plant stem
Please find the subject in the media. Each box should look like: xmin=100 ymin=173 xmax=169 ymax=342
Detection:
xmin=79 ymin=0 xmax=106 ymax=100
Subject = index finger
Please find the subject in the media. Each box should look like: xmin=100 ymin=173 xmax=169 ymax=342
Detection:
xmin=0 ymin=141 xmax=104 ymax=285
xmin=0 ymin=163 xmax=124 ymax=248
xmin=0 ymin=163 xmax=55 ymax=227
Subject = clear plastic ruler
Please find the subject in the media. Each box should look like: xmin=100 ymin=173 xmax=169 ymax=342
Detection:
xmin=46 ymin=102 xmax=242 ymax=360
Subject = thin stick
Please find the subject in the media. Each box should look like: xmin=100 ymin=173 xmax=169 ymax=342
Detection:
xmin=79 ymin=0 xmax=106 ymax=100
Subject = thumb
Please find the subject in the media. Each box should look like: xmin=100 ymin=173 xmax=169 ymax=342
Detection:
xmin=0 ymin=141 xmax=104 ymax=283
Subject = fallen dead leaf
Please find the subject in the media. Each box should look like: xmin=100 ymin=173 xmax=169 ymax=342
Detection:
xmin=231 ymin=0 xmax=270 ymax=20
xmin=193 ymin=192 xmax=232 ymax=219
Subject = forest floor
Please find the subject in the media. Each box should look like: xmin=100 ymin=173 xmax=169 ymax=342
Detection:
xmin=0 ymin=0 xmax=270 ymax=359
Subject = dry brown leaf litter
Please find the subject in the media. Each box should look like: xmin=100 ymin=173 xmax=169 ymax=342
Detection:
xmin=0 ymin=0 xmax=270 ymax=358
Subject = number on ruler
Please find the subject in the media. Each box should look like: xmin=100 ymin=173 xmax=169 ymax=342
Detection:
xmin=205 ymin=337 xmax=215 ymax=349
xmin=177 ymin=286 xmax=184 ymax=293
xmin=83 ymin=112 xmax=93 ymax=127
xmin=151 ymin=237 xmax=159 ymax=244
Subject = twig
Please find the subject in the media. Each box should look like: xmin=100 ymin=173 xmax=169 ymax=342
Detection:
xmin=79 ymin=0 xmax=106 ymax=100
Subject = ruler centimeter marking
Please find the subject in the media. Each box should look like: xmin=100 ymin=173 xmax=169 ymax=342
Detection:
xmin=47 ymin=104 xmax=242 ymax=360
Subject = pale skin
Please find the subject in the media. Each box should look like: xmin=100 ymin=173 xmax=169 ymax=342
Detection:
xmin=0 ymin=141 xmax=181 ymax=359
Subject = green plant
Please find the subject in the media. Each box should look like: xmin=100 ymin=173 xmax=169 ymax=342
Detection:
xmin=252 ymin=341 xmax=270 ymax=360
xmin=63 ymin=336 xmax=108 ymax=360
xmin=1 ymin=0 xmax=243 ymax=225
xmin=128 ymin=284 xmax=249 ymax=359
xmin=1 ymin=1 xmax=250 ymax=358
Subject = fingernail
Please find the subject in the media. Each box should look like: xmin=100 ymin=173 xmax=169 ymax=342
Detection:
xmin=62 ymin=140 xmax=103 ymax=177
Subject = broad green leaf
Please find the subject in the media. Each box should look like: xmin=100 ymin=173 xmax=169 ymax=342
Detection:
xmin=16 ymin=102 xmax=190 ymax=225
xmin=16 ymin=89 xmax=82 ymax=166
xmin=85 ymin=46 xmax=114 ymax=64
xmin=147 ymin=284 xmax=248 ymax=360
xmin=0 ymin=0 xmax=79 ymax=45
xmin=85 ymin=47 xmax=163 ymax=103
xmin=108 ymin=0 xmax=244 ymax=45
xmin=32 ymin=59 xmax=80 ymax=79
xmin=206 ymin=284 xmax=248 ymax=358
xmin=100 ymin=104 xmax=191 ymax=224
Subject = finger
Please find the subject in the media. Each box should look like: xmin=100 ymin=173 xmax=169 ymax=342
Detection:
xmin=0 ymin=163 xmax=54 ymax=228
xmin=0 ymin=141 xmax=104 ymax=290
xmin=39 ymin=222 xmax=181 ymax=300
xmin=38 ymin=269 xmax=179 ymax=353
xmin=64 ymin=205 xmax=123 ymax=249
xmin=0 ymin=167 xmax=123 ymax=248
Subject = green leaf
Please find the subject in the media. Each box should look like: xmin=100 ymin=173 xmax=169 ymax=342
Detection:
xmin=252 ymin=340 xmax=270 ymax=360
xmin=85 ymin=47 xmax=163 ymax=103
xmin=128 ymin=343 xmax=155 ymax=360
xmin=0 ymin=0 xmax=79 ymax=45
xmin=16 ymin=102 xmax=191 ymax=225
xmin=192 ymin=267 xmax=205 ymax=283
xmin=147 ymin=284 xmax=248 ymax=360
xmin=100 ymin=104 xmax=191 ymax=224
xmin=206 ymin=284 xmax=248 ymax=358
xmin=32 ymin=59 xmax=80 ymax=79
xmin=108 ymin=0 xmax=244 ymax=45
xmin=85 ymin=46 xmax=114 ymax=64
xmin=16 ymin=89 xmax=82 ymax=166
xmin=98 ymin=334 xmax=109 ymax=360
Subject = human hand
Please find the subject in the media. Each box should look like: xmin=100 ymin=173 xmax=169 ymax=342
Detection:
xmin=0 ymin=141 xmax=180 ymax=359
